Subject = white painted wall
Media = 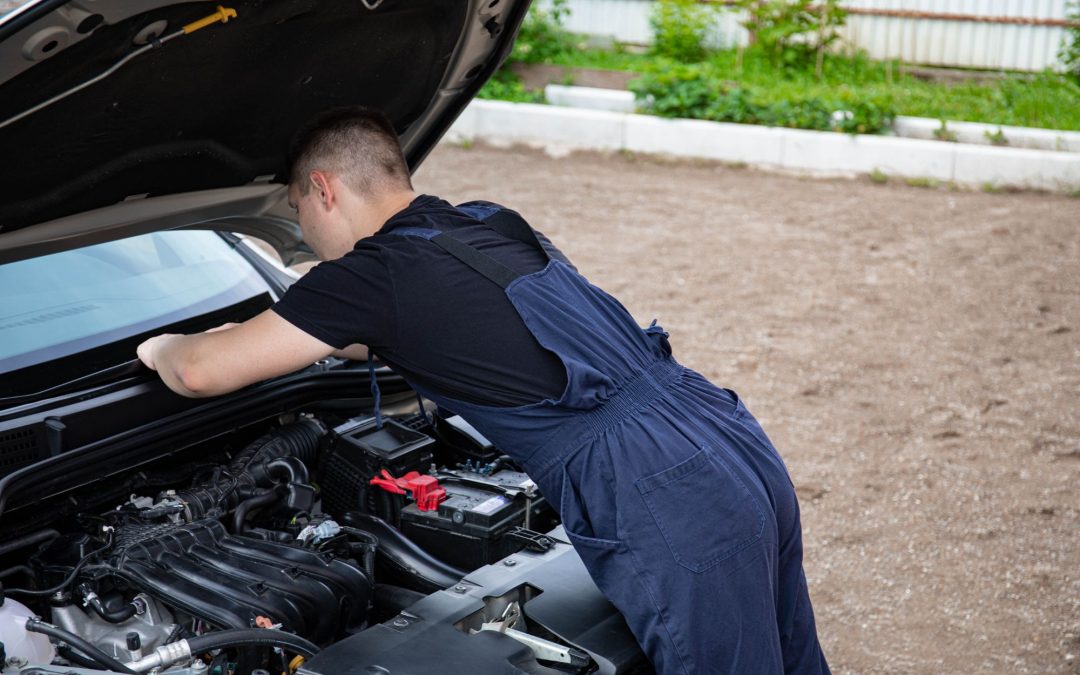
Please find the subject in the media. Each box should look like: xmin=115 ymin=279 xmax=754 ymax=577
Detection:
xmin=558 ymin=0 xmax=1073 ymax=72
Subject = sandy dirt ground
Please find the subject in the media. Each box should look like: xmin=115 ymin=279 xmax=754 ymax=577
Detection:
xmin=412 ymin=143 xmax=1080 ymax=674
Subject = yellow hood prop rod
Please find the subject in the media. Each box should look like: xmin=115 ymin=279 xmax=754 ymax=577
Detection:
xmin=0 ymin=6 xmax=237 ymax=132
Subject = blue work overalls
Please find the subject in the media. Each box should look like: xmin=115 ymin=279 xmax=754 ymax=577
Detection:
xmin=382 ymin=208 xmax=830 ymax=675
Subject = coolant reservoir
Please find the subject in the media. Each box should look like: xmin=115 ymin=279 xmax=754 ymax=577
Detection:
xmin=0 ymin=597 xmax=56 ymax=664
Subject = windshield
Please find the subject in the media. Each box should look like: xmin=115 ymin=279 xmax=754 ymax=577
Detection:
xmin=0 ymin=231 xmax=270 ymax=375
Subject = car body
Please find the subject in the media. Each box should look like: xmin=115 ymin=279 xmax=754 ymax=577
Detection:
xmin=0 ymin=2 xmax=648 ymax=673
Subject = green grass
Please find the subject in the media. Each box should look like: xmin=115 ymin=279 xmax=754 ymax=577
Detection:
xmin=869 ymin=168 xmax=889 ymax=184
xmin=476 ymin=69 xmax=545 ymax=104
xmin=905 ymin=177 xmax=940 ymax=189
xmin=532 ymin=44 xmax=1080 ymax=132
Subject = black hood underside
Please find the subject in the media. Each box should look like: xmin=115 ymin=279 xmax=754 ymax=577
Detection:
xmin=0 ymin=0 xmax=469 ymax=234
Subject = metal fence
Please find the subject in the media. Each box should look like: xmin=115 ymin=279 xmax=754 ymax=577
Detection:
xmin=561 ymin=0 xmax=1074 ymax=71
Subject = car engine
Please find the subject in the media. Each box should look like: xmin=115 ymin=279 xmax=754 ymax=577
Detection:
xmin=0 ymin=408 xmax=650 ymax=675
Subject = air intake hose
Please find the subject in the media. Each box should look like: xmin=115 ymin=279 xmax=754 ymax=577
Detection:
xmin=341 ymin=512 xmax=466 ymax=594
xmin=176 ymin=419 xmax=323 ymax=520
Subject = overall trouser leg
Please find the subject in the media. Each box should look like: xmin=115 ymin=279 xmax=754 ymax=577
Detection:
xmin=543 ymin=372 xmax=828 ymax=675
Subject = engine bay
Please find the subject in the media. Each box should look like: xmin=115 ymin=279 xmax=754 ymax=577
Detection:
xmin=0 ymin=406 xmax=645 ymax=675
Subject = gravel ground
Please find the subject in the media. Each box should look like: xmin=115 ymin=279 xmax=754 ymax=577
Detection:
xmin=413 ymin=142 xmax=1080 ymax=675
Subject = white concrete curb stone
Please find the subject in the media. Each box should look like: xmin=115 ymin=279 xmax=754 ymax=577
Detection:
xmin=893 ymin=117 xmax=1080 ymax=153
xmin=954 ymin=144 xmax=1080 ymax=191
xmin=624 ymin=115 xmax=785 ymax=166
xmin=781 ymin=131 xmax=956 ymax=181
xmin=447 ymin=99 xmax=1080 ymax=192
xmin=541 ymin=84 xmax=1080 ymax=154
xmin=545 ymin=84 xmax=637 ymax=113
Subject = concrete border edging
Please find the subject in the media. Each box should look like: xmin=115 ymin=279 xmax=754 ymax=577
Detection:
xmin=892 ymin=117 xmax=1080 ymax=153
xmin=447 ymin=99 xmax=1080 ymax=192
xmin=544 ymin=84 xmax=1080 ymax=154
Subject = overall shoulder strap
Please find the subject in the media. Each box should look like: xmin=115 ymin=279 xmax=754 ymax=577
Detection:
xmin=388 ymin=205 xmax=555 ymax=289
xmin=455 ymin=203 xmax=563 ymax=262
xmin=381 ymin=224 xmax=519 ymax=288
xmin=430 ymin=232 xmax=520 ymax=289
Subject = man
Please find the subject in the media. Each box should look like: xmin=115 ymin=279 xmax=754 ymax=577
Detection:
xmin=137 ymin=107 xmax=829 ymax=674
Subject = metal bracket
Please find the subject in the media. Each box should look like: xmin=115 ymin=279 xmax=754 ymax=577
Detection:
xmin=474 ymin=603 xmax=590 ymax=667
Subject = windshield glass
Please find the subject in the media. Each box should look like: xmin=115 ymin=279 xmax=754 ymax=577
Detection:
xmin=0 ymin=231 xmax=270 ymax=374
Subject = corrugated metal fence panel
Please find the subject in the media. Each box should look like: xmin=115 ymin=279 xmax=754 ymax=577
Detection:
xmin=561 ymin=0 xmax=749 ymax=48
xmin=841 ymin=0 xmax=1068 ymax=71
xmin=560 ymin=0 xmax=1071 ymax=71
xmin=563 ymin=0 xmax=651 ymax=43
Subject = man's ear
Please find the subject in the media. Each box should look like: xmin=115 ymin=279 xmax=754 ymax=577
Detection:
xmin=309 ymin=171 xmax=333 ymax=210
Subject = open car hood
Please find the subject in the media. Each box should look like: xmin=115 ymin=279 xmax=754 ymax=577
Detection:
xmin=0 ymin=0 xmax=528 ymax=264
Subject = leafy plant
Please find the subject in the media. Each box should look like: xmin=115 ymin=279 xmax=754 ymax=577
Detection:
xmin=629 ymin=63 xmax=896 ymax=134
xmin=512 ymin=0 xmax=577 ymax=64
xmin=933 ymin=119 xmax=957 ymax=142
xmin=869 ymin=169 xmax=888 ymax=184
xmin=476 ymin=69 xmax=545 ymax=103
xmin=730 ymin=0 xmax=847 ymax=69
xmin=1061 ymin=2 xmax=1080 ymax=82
xmin=649 ymin=0 xmax=717 ymax=63
xmin=984 ymin=128 xmax=1008 ymax=146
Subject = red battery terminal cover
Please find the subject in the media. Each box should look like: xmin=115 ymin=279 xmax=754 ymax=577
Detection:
xmin=369 ymin=469 xmax=447 ymax=511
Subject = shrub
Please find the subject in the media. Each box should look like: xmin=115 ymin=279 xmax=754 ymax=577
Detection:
xmin=834 ymin=93 xmax=896 ymax=134
xmin=1061 ymin=2 xmax=1080 ymax=82
xmin=731 ymin=0 xmax=847 ymax=68
xmin=630 ymin=63 xmax=720 ymax=118
xmin=630 ymin=63 xmax=896 ymax=133
xmin=649 ymin=0 xmax=717 ymax=63
xmin=512 ymin=0 xmax=577 ymax=64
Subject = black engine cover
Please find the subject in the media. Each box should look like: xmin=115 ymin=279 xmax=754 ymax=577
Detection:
xmin=299 ymin=527 xmax=647 ymax=675
xmin=113 ymin=519 xmax=370 ymax=645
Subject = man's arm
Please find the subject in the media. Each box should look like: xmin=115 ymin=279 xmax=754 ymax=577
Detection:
xmin=333 ymin=344 xmax=370 ymax=361
xmin=137 ymin=309 xmax=337 ymax=398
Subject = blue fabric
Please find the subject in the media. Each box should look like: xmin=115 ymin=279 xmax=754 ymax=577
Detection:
xmin=386 ymin=232 xmax=829 ymax=673
xmin=368 ymin=357 xmax=383 ymax=429
xmin=385 ymin=226 xmax=442 ymax=240
xmin=454 ymin=203 xmax=501 ymax=222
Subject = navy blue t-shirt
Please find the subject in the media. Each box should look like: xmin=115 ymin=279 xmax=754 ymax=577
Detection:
xmin=271 ymin=195 xmax=570 ymax=407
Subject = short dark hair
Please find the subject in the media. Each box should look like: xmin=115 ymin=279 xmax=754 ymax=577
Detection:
xmin=286 ymin=106 xmax=412 ymax=196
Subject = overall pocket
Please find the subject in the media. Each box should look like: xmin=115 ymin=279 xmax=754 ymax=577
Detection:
xmin=560 ymin=463 xmax=622 ymax=551
xmin=635 ymin=448 xmax=765 ymax=573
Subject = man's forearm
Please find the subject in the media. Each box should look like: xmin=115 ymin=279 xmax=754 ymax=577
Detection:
xmin=137 ymin=310 xmax=339 ymax=399
xmin=151 ymin=333 xmax=219 ymax=397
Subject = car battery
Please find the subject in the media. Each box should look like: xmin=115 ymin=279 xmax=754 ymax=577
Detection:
xmin=399 ymin=469 xmax=556 ymax=571
xmin=319 ymin=416 xmax=434 ymax=515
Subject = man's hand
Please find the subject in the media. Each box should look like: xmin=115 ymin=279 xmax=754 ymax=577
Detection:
xmin=136 ymin=333 xmax=179 ymax=371
xmin=135 ymin=311 xmax=337 ymax=398
xmin=204 ymin=322 xmax=241 ymax=333
xmin=137 ymin=323 xmax=240 ymax=370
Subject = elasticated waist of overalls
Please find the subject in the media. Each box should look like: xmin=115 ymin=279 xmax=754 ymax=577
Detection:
xmin=524 ymin=358 xmax=684 ymax=477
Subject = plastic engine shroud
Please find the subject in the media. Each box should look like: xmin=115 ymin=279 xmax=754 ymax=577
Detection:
xmin=112 ymin=519 xmax=370 ymax=645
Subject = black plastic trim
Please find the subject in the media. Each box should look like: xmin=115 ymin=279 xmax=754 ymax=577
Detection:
xmin=0 ymin=367 xmax=412 ymax=522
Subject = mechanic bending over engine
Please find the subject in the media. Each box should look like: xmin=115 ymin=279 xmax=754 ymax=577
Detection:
xmin=137 ymin=106 xmax=830 ymax=675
